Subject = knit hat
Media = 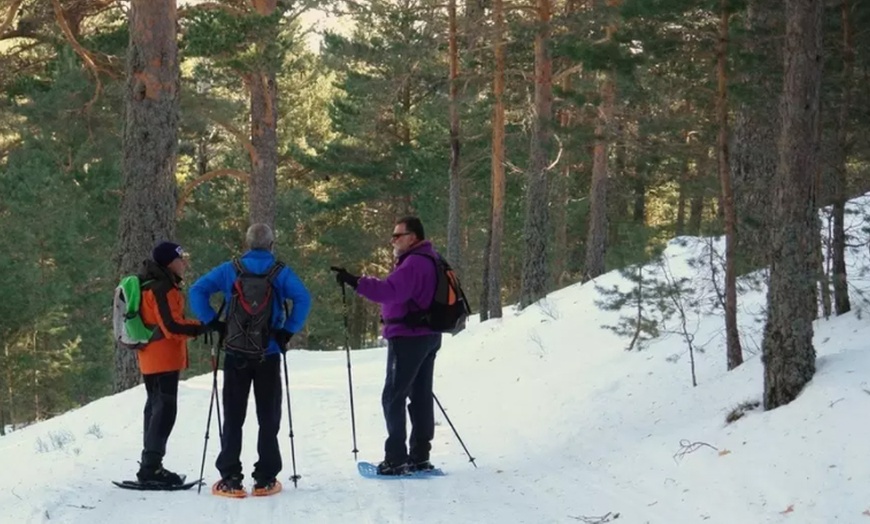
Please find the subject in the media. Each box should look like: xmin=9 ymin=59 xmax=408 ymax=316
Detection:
xmin=152 ymin=242 xmax=185 ymax=267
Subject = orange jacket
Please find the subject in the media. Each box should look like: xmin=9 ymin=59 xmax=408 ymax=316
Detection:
xmin=136 ymin=261 xmax=203 ymax=375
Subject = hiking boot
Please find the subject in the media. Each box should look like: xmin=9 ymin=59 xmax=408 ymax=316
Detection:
xmin=212 ymin=476 xmax=246 ymax=498
xmin=409 ymin=460 xmax=435 ymax=472
xmin=376 ymin=460 xmax=410 ymax=476
xmin=252 ymin=478 xmax=282 ymax=497
xmin=136 ymin=466 xmax=184 ymax=486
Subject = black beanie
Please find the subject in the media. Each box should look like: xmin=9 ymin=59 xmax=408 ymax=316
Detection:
xmin=152 ymin=242 xmax=184 ymax=267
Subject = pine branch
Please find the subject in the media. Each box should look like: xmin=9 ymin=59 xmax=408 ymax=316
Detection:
xmin=0 ymin=0 xmax=23 ymax=38
xmin=50 ymin=0 xmax=118 ymax=114
xmin=176 ymin=168 xmax=250 ymax=218
xmin=178 ymin=2 xmax=250 ymax=19
xmin=212 ymin=118 xmax=259 ymax=165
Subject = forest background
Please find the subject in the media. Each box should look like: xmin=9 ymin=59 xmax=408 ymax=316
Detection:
xmin=0 ymin=0 xmax=865 ymax=431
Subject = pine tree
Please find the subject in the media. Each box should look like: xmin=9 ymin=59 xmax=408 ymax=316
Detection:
xmin=762 ymin=0 xmax=823 ymax=410
xmin=115 ymin=0 xmax=180 ymax=392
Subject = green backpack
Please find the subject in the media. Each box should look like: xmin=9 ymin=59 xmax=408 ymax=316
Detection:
xmin=112 ymin=276 xmax=156 ymax=350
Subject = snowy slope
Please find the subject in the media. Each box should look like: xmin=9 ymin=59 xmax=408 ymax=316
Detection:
xmin=3 ymin=197 xmax=870 ymax=524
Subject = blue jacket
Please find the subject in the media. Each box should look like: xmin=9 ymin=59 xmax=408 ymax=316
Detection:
xmin=189 ymin=249 xmax=312 ymax=355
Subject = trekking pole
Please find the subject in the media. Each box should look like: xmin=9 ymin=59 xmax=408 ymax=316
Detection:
xmin=282 ymin=352 xmax=301 ymax=487
xmin=197 ymin=343 xmax=222 ymax=494
xmin=204 ymin=330 xmax=224 ymax=440
xmin=211 ymin=347 xmax=223 ymax=440
xmin=433 ymin=393 xmax=477 ymax=468
xmin=340 ymin=282 xmax=359 ymax=460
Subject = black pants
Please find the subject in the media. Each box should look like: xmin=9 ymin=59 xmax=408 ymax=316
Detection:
xmin=141 ymin=371 xmax=179 ymax=469
xmin=382 ymin=334 xmax=442 ymax=464
xmin=216 ymin=352 xmax=283 ymax=483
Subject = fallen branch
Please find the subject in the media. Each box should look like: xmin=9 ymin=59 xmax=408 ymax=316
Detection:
xmin=66 ymin=504 xmax=95 ymax=510
xmin=673 ymin=439 xmax=718 ymax=463
xmin=568 ymin=511 xmax=620 ymax=523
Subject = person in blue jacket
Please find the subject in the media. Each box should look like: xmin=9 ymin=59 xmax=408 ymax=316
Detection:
xmin=189 ymin=223 xmax=312 ymax=498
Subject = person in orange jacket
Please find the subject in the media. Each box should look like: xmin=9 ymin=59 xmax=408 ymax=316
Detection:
xmin=134 ymin=241 xmax=212 ymax=486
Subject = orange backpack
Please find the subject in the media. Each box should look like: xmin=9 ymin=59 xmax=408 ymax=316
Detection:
xmin=409 ymin=253 xmax=471 ymax=335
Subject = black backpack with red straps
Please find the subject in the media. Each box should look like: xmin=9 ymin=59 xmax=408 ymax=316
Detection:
xmin=223 ymin=259 xmax=284 ymax=359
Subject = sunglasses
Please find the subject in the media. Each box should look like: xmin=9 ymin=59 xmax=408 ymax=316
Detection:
xmin=391 ymin=232 xmax=412 ymax=240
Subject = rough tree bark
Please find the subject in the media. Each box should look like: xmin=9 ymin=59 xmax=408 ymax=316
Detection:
xmin=716 ymin=0 xmax=743 ymax=370
xmin=762 ymin=0 xmax=822 ymax=410
xmin=583 ymin=0 xmax=620 ymax=281
xmin=486 ymin=0 xmax=506 ymax=318
xmin=115 ymin=0 xmax=180 ymax=392
xmin=447 ymin=0 xmax=462 ymax=273
xmin=730 ymin=0 xmax=781 ymax=271
xmin=520 ymin=0 xmax=553 ymax=309
xmin=247 ymin=0 xmax=278 ymax=228
xmin=831 ymin=0 xmax=853 ymax=315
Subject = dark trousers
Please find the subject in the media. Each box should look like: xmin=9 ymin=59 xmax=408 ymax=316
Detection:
xmin=141 ymin=371 xmax=179 ymax=469
xmin=216 ymin=352 xmax=283 ymax=483
xmin=382 ymin=334 xmax=442 ymax=464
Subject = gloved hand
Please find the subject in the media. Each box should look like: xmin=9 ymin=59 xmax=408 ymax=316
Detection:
xmin=275 ymin=329 xmax=294 ymax=353
xmin=330 ymin=266 xmax=359 ymax=289
xmin=206 ymin=319 xmax=226 ymax=337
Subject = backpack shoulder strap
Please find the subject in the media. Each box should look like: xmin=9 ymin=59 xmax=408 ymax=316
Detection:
xmin=232 ymin=258 xmax=246 ymax=276
xmin=407 ymin=252 xmax=443 ymax=273
xmin=400 ymin=253 xmax=444 ymax=315
xmin=265 ymin=260 xmax=285 ymax=283
xmin=407 ymin=252 xmax=436 ymax=263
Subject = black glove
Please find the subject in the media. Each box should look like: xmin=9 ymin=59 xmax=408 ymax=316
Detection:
xmin=330 ymin=266 xmax=359 ymax=289
xmin=206 ymin=319 xmax=226 ymax=336
xmin=275 ymin=329 xmax=294 ymax=353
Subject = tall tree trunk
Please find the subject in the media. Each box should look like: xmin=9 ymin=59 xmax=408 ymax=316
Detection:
xmin=583 ymin=0 xmax=620 ymax=281
xmin=447 ymin=0 xmax=462 ymax=272
xmin=400 ymin=73 xmax=414 ymax=214
xmin=815 ymin=212 xmax=830 ymax=318
xmin=0 ymin=343 xmax=6 ymax=435
xmin=3 ymin=343 xmax=13 ymax=431
xmin=676 ymin=133 xmax=690 ymax=235
xmin=480 ymin=214 xmax=492 ymax=322
xmin=552 ymin=77 xmax=572 ymax=288
xmin=762 ymin=0 xmax=822 ymax=410
xmin=196 ymin=134 xmax=209 ymax=177
xmin=248 ymin=0 xmax=278 ymax=228
xmin=832 ymin=0 xmax=853 ymax=315
xmin=552 ymin=2 xmax=577 ymax=289
xmin=730 ymin=0 xmax=781 ymax=271
xmin=552 ymin=160 xmax=569 ymax=287
xmin=632 ymin=163 xmax=645 ymax=224
xmin=32 ymin=332 xmax=40 ymax=420
xmin=520 ymin=0 xmax=553 ymax=309
xmin=115 ymin=0 xmax=179 ymax=393
xmin=609 ymin=124 xmax=627 ymax=244
xmin=463 ymin=0 xmax=485 ymax=49
xmin=717 ymin=0 xmax=743 ymax=370
xmin=687 ymin=149 xmax=708 ymax=235
xmin=487 ymin=0 xmax=506 ymax=318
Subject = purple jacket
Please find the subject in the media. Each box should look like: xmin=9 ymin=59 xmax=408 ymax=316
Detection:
xmin=356 ymin=240 xmax=439 ymax=339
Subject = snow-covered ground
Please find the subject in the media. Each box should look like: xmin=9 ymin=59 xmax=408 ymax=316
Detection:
xmin=3 ymin=197 xmax=870 ymax=524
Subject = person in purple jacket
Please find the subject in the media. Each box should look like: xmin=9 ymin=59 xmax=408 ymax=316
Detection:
xmin=333 ymin=216 xmax=443 ymax=475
